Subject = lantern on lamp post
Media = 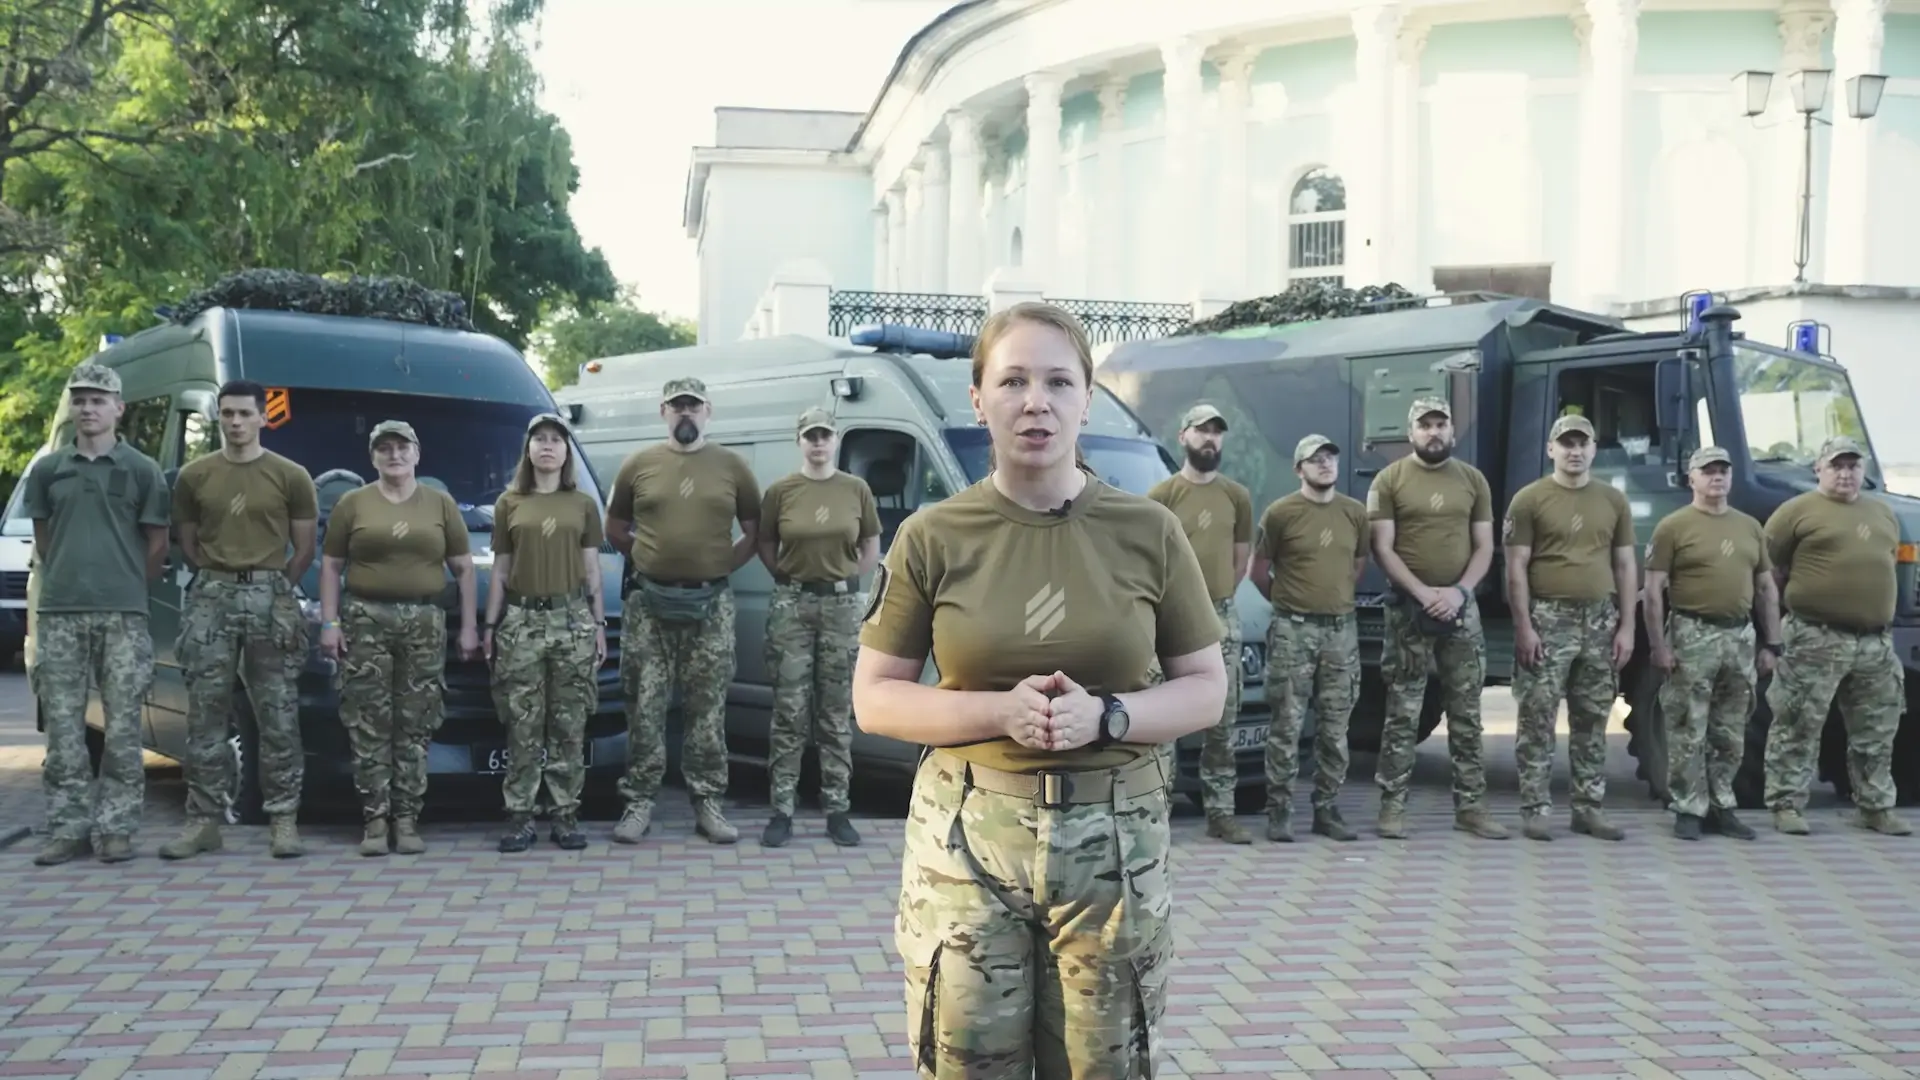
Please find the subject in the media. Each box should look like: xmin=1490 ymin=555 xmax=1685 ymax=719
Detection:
xmin=1732 ymin=68 xmax=1887 ymax=285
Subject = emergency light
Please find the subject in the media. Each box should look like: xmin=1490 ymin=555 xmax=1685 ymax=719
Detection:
xmin=1787 ymin=319 xmax=1827 ymax=357
xmin=1681 ymin=290 xmax=1715 ymax=335
xmin=99 ymin=334 xmax=124 ymax=349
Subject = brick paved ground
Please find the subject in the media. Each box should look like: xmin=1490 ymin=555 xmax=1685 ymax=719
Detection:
xmin=2 ymin=667 xmax=1918 ymax=1080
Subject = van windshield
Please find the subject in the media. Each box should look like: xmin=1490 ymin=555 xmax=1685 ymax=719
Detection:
xmin=258 ymin=389 xmax=604 ymax=532
xmin=2 ymin=482 xmax=29 ymax=537
xmin=943 ymin=428 xmax=1174 ymax=496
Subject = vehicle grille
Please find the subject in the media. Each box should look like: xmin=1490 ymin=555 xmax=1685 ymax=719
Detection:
xmin=0 ymin=572 xmax=24 ymax=601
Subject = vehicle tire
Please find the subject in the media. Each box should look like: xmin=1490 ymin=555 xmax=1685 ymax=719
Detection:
xmin=0 ymin=635 xmax=20 ymax=669
xmin=1415 ymin=681 xmax=1445 ymax=743
xmin=1895 ymin=683 xmax=1920 ymax=807
xmin=1733 ymin=678 xmax=1772 ymax=810
xmin=1349 ymin=670 xmax=1442 ymax=753
xmin=1819 ymin=709 xmax=1854 ymax=804
xmin=1622 ymin=664 xmax=1671 ymax=807
xmin=85 ymin=723 xmax=105 ymax=776
xmin=225 ymin=695 xmax=267 ymax=827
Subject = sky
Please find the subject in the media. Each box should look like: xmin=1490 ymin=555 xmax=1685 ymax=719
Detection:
xmin=530 ymin=0 xmax=953 ymax=326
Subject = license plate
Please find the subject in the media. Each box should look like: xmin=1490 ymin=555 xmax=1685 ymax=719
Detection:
xmin=1229 ymin=724 xmax=1267 ymax=752
xmin=474 ymin=745 xmax=552 ymax=775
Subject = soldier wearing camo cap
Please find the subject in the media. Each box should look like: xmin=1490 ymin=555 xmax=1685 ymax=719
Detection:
xmin=318 ymin=419 xmax=479 ymax=856
xmin=27 ymin=362 xmax=170 ymax=866
xmin=1761 ymin=435 xmax=1911 ymax=836
xmin=1365 ymin=395 xmax=1508 ymax=841
xmin=1504 ymin=412 xmax=1638 ymax=842
xmin=605 ymin=376 xmax=762 ymax=845
xmin=1146 ymin=401 xmax=1255 ymax=844
xmin=754 ymin=406 xmax=881 ymax=849
xmin=1643 ymin=446 xmax=1779 ymax=841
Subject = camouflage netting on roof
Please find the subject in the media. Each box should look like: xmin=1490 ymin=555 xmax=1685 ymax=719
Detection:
xmin=166 ymin=269 xmax=476 ymax=331
xmin=1176 ymin=280 xmax=1420 ymax=336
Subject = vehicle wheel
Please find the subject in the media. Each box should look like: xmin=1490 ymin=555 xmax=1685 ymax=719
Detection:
xmin=0 ymin=636 xmax=20 ymax=669
xmin=85 ymin=723 xmax=105 ymax=776
xmin=225 ymin=696 xmax=267 ymax=826
xmin=1819 ymin=708 xmax=1854 ymax=804
xmin=1622 ymin=664 xmax=1671 ymax=807
xmin=1733 ymin=679 xmax=1771 ymax=810
xmin=1415 ymin=681 xmax=1445 ymax=743
xmin=1895 ymin=684 xmax=1920 ymax=807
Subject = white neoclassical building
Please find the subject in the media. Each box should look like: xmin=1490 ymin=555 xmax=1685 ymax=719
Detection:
xmin=684 ymin=0 xmax=1920 ymax=352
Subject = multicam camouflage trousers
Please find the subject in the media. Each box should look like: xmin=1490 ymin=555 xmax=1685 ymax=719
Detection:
xmin=36 ymin=612 xmax=153 ymax=842
xmin=618 ymin=585 xmax=734 ymax=807
xmin=1513 ymin=597 xmax=1620 ymax=815
xmin=1197 ymin=597 xmax=1243 ymax=815
xmin=179 ymin=574 xmax=308 ymax=822
xmin=1764 ymin=614 xmax=1904 ymax=813
xmin=1264 ymin=610 xmax=1358 ymax=813
xmin=765 ymin=582 xmax=861 ymax=818
xmin=1657 ymin=612 xmax=1756 ymax=818
xmin=897 ymin=749 xmax=1174 ymax=1079
xmin=338 ymin=597 xmax=447 ymax=822
xmin=490 ymin=596 xmax=597 ymax=821
xmin=1376 ymin=595 xmax=1489 ymax=811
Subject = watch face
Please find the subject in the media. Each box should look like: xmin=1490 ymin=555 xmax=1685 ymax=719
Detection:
xmin=1107 ymin=701 xmax=1130 ymax=740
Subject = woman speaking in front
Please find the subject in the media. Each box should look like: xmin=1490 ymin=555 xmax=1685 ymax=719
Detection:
xmin=853 ymin=301 xmax=1228 ymax=1078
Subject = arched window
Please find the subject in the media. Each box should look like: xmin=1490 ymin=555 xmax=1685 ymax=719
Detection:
xmin=1010 ymin=226 xmax=1024 ymax=267
xmin=1288 ymin=167 xmax=1346 ymax=286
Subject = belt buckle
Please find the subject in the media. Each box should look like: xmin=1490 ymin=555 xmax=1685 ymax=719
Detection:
xmin=833 ymin=580 xmax=848 ymax=594
xmin=1037 ymin=771 xmax=1069 ymax=810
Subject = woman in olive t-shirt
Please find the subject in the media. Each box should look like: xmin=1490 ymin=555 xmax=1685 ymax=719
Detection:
xmin=317 ymin=420 xmax=478 ymax=857
xmin=482 ymin=413 xmax=607 ymax=854
xmin=853 ymin=303 xmax=1228 ymax=1076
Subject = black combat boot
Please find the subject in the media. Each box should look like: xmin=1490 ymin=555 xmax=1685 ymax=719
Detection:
xmin=761 ymin=814 xmax=792 ymax=848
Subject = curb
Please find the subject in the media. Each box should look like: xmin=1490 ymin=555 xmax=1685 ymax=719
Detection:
xmin=0 ymin=825 xmax=29 ymax=851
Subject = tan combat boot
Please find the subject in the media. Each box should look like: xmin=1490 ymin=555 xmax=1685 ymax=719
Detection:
xmin=1207 ymin=812 xmax=1252 ymax=844
xmin=392 ymin=817 xmax=426 ymax=854
xmin=360 ymin=816 xmax=390 ymax=857
xmin=1772 ymin=808 xmax=1811 ymax=835
xmin=1854 ymin=808 xmax=1913 ymax=836
xmin=1376 ymin=803 xmax=1408 ymax=840
xmin=1521 ymin=809 xmax=1554 ymax=841
xmin=1454 ymin=807 xmax=1510 ymax=840
xmin=159 ymin=820 xmax=223 ymax=860
xmin=33 ymin=836 xmax=89 ymax=866
xmin=693 ymin=799 xmax=739 ymax=845
xmin=269 ymin=815 xmax=305 ymax=859
xmin=1266 ymin=807 xmax=1294 ymax=843
xmin=97 ymin=836 xmax=135 ymax=863
xmin=1571 ymin=807 xmax=1625 ymax=841
xmin=612 ymin=802 xmax=652 ymax=844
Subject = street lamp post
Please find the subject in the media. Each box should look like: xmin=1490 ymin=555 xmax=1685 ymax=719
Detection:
xmin=1734 ymin=69 xmax=1888 ymax=285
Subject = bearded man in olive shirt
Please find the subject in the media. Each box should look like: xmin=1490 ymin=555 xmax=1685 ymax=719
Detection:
xmin=1366 ymin=397 xmax=1507 ymax=840
xmin=1762 ymin=435 xmax=1911 ymax=836
xmin=1146 ymin=402 xmax=1254 ymax=843
xmin=161 ymin=380 xmax=319 ymax=862
xmin=1504 ymin=413 xmax=1638 ymax=842
xmin=606 ymin=376 xmax=762 ymax=846
xmin=1643 ymin=446 xmax=1780 ymax=842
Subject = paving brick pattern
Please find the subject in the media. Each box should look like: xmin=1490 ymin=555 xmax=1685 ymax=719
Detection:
xmin=2 ymin=680 xmax=1918 ymax=1079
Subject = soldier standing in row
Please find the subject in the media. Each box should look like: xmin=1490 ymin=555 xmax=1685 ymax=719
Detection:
xmin=28 ymin=364 xmax=170 ymax=866
xmin=484 ymin=413 xmax=606 ymax=854
xmin=1763 ymin=435 xmax=1912 ymax=837
xmin=756 ymin=407 xmax=881 ymax=849
xmin=606 ymin=377 xmax=761 ymax=845
xmin=1367 ymin=397 xmax=1507 ymax=840
xmin=1504 ymin=414 xmax=1637 ymax=842
xmin=1643 ymin=446 xmax=1778 ymax=841
xmin=161 ymin=380 xmax=318 ymax=862
xmin=1146 ymin=403 xmax=1254 ymax=844
xmin=1250 ymin=434 xmax=1368 ymax=842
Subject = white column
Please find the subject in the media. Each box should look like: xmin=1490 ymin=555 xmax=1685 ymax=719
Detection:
xmin=871 ymin=204 xmax=890 ymax=291
xmin=946 ymin=111 xmax=983 ymax=294
xmin=921 ymin=142 xmax=951 ymax=292
xmin=1348 ymin=6 xmax=1402 ymax=287
xmin=1823 ymin=0 xmax=1885 ymax=284
xmin=1161 ymin=37 xmax=1207 ymax=301
xmin=884 ymin=186 xmax=906 ymax=291
xmin=1095 ymin=77 xmax=1129 ymax=297
xmin=1771 ymin=2 xmax=1832 ymax=286
xmin=1213 ymin=48 xmax=1256 ymax=298
xmin=1391 ymin=24 xmax=1429 ymax=288
xmin=1574 ymin=0 xmax=1637 ymax=307
xmin=902 ymin=164 xmax=925 ymax=291
xmin=1023 ymin=72 xmax=1064 ymax=289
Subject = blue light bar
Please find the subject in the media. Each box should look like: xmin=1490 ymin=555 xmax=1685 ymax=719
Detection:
xmin=1787 ymin=319 xmax=1827 ymax=356
xmin=1681 ymin=290 xmax=1715 ymax=335
xmin=849 ymin=324 xmax=975 ymax=360
xmin=99 ymin=334 xmax=124 ymax=349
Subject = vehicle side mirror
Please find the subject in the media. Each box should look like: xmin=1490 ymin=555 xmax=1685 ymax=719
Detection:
xmin=1654 ymin=357 xmax=1693 ymax=440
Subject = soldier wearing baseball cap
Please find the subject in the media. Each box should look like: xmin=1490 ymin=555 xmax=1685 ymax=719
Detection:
xmin=1247 ymin=433 xmax=1370 ymax=842
xmin=755 ymin=405 xmax=881 ymax=849
xmin=1641 ymin=445 xmax=1779 ymax=841
xmin=604 ymin=375 xmax=762 ymax=846
xmin=318 ymin=416 xmax=479 ymax=856
xmin=1503 ymin=409 xmax=1638 ymax=842
xmin=1364 ymin=394 xmax=1508 ymax=841
xmin=1761 ymin=432 xmax=1910 ymax=836
xmin=25 ymin=361 xmax=170 ymax=865
xmin=1146 ymin=400 xmax=1256 ymax=843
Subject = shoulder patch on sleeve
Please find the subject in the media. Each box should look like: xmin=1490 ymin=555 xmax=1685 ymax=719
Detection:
xmin=1365 ymin=486 xmax=1380 ymax=513
xmin=1502 ymin=515 xmax=1515 ymax=541
xmin=862 ymin=563 xmax=891 ymax=625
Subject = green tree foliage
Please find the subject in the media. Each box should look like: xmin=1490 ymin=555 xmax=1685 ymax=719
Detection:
xmin=534 ymin=287 xmax=696 ymax=389
xmin=0 ymin=0 xmax=615 ymax=505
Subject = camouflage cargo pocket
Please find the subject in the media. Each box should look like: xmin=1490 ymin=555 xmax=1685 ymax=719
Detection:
xmin=177 ymin=595 xmax=214 ymax=673
xmin=271 ymin=584 xmax=311 ymax=660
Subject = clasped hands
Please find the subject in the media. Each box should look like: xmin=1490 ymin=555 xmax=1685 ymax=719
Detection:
xmin=1002 ymin=671 xmax=1104 ymax=752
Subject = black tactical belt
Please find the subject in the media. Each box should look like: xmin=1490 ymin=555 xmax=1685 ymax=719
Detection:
xmin=506 ymin=590 xmax=585 ymax=611
xmin=1275 ymin=609 xmax=1348 ymax=626
xmin=777 ymin=576 xmax=859 ymax=596
xmin=634 ymin=574 xmax=725 ymax=589
xmin=1796 ymin=616 xmax=1888 ymax=636
xmin=1674 ymin=610 xmax=1751 ymax=630
xmin=347 ymin=594 xmax=440 ymax=606
xmin=936 ymin=750 xmax=1165 ymax=809
xmin=195 ymin=568 xmax=277 ymax=584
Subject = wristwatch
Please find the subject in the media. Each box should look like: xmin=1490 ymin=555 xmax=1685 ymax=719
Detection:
xmin=1762 ymin=642 xmax=1784 ymax=657
xmin=1096 ymin=694 xmax=1131 ymax=747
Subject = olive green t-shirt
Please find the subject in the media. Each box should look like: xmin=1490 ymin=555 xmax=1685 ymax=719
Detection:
xmin=23 ymin=439 xmax=170 ymax=615
xmin=172 ymin=450 xmax=318 ymax=572
xmin=1145 ymin=473 xmax=1254 ymax=602
xmin=1366 ymin=456 xmax=1494 ymax=586
xmin=860 ymin=477 xmax=1221 ymax=773
xmin=1764 ymin=490 xmax=1900 ymax=630
xmin=1256 ymin=492 xmax=1370 ymax=615
xmin=761 ymin=471 xmax=880 ymax=584
xmin=608 ymin=443 xmax=759 ymax=582
xmin=322 ymin=485 xmax=472 ymax=600
xmin=1646 ymin=505 xmax=1771 ymax=621
xmin=493 ymin=489 xmax=605 ymax=598
xmin=1504 ymin=476 xmax=1636 ymax=602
